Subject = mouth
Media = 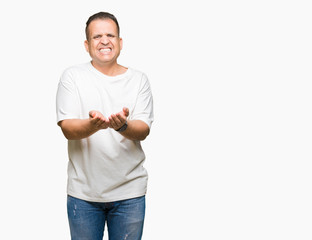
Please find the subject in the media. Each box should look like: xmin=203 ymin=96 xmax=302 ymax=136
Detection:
xmin=99 ymin=48 xmax=112 ymax=54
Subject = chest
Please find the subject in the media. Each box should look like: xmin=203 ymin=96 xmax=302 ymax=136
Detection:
xmin=75 ymin=75 xmax=139 ymax=117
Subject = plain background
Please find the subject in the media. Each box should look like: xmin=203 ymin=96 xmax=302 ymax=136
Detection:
xmin=0 ymin=0 xmax=311 ymax=239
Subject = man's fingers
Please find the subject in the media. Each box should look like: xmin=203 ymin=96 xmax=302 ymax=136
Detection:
xmin=109 ymin=114 xmax=119 ymax=127
xmin=99 ymin=119 xmax=109 ymax=129
xmin=91 ymin=109 xmax=128 ymax=130
xmin=110 ymin=113 xmax=128 ymax=130
xmin=115 ymin=113 xmax=124 ymax=122
xmin=89 ymin=110 xmax=102 ymax=119
xmin=123 ymin=107 xmax=129 ymax=117
xmin=89 ymin=110 xmax=110 ymax=129
xmin=89 ymin=110 xmax=107 ymax=121
xmin=89 ymin=111 xmax=96 ymax=118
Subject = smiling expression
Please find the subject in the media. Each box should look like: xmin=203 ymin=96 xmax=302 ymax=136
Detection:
xmin=84 ymin=18 xmax=123 ymax=68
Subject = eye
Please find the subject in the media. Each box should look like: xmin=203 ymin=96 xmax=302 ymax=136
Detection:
xmin=107 ymin=34 xmax=115 ymax=38
xmin=93 ymin=35 xmax=102 ymax=39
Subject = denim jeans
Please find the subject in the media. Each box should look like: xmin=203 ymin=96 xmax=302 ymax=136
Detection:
xmin=67 ymin=195 xmax=145 ymax=240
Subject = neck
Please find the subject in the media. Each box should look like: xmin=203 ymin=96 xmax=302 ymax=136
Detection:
xmin=91 ymin=61 xmax=127 ymax=76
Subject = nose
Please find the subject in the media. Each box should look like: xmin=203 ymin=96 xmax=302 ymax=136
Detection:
xmin=100 ymin=35 xmax=110 ymax=45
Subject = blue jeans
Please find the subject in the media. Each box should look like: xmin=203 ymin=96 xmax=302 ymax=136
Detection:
xmin=67 ymin=195 xmax=145 ymax=240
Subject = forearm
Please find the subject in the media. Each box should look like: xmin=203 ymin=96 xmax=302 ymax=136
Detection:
xmin=119 ymin=120 xmax=150 ymax=141
xmin=58 ymin=108 xmax=150 ymax=141
xmin=58 ymin=119 xmax=99 ymax=140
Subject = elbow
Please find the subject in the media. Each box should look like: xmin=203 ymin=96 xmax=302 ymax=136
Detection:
xmin=59 ymin=125 xmax=78 ymax=140
xmin=62 ymin=129 xmax=84 ymax=140
xmin=138 ymin=135 xmax=147 ymax=141
xmin=126 ymin=129 xmax=149 ymax=141
xmin=58 ymin=120 xmax=81 ymax=140
xmin=137 ymin=128 xmax=150 ymax=141
xmin=62 ymin=129 xmax=74 ymax=140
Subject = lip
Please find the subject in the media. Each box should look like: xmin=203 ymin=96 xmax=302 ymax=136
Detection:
xmin=99 ymin=47 xmax=112 ymax=50
xmin=99 ymin=47 xmax=112 ymax=54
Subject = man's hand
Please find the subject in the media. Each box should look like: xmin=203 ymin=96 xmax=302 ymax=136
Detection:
xmin=108 ymin=107 xmax=150 ymax=141
xmin=58 ymin=110 xmax=110 ymax=140
xmin=108 ymin=107 xmax=129 ymax=130
xmin=59 ymin=108 xmax=149 ymax=141
xmin=89 ymin=110 xmax=110 ymax=130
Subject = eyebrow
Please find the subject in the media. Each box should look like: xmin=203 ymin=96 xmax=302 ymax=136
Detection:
xmin=92 ymin=33 xmax=117 ymax=37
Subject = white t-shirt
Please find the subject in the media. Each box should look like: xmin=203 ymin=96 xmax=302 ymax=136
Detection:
xmin=56 ymin=62 xmax=154 ymax=202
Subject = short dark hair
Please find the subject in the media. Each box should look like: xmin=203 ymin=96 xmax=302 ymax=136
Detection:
xmin=85 ymin=12 xmax=120 ymax=40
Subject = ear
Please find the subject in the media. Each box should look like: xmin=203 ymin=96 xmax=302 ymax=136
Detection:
xmin=84 ymin=40 xmax=89 ymax=53
xmin=119 ymin=37 xmax=123 ymax=51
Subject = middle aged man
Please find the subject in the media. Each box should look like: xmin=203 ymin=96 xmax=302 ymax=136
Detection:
xmin=56 ymin=12 xmax=154 ymax=240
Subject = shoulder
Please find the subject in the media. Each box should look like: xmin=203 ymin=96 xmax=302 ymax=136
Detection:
xmin=129 ymin=67 xmax=146 ymax=77
xmin=60 ymin=62 xmax=92 ymax=83
xmin=62 ymin=62 xmax=90 ymax=76
xmin=127 ymin=68 xmax=152 ymax=94
xmin=128 ymin=68 xmax=149 ymax=83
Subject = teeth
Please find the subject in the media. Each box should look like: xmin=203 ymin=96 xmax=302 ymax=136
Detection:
xmin=100 ymin=48 xmax=111 ymax=52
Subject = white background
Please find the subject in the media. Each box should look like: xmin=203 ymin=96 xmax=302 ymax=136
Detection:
xmin=0 ymin=0 xmax=311 ymax=239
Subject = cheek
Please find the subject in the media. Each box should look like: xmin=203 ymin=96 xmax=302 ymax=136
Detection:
xmin=87 ymin=41 xmax=98 ymax=52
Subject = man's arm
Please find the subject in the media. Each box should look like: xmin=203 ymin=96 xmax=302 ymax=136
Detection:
xmin=120 ymin=120 xmax=150 ymax=141
xmin=58 ymin=107 xmax=150 ymax=141
xmin=58 ymin=111 xmax=109 ymax=140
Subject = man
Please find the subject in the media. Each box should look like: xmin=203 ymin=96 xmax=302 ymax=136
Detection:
xmin=56 ymin=12 xmax=154 ymax=240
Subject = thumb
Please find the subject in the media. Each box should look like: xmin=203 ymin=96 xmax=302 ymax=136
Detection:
xmin=89 ymin=110 xmax=97 ymax=118
xmin=123 ymin=107 xmax=129 ymax=117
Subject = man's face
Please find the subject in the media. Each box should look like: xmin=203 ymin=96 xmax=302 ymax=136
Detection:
xmin=84 ymin=18 xmax=122 ymax=67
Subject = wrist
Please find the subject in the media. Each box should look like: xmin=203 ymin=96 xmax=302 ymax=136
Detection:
xmin=116 ymin=120 xmax=128 ymax=132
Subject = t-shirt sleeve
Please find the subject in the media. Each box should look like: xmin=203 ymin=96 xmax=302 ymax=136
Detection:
xmin=56 ymin=69 xmax=80 ymax=124
xmin=131 ymin=73 xmax=154 ymax=129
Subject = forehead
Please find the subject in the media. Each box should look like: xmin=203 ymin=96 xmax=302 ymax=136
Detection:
xmin=88 ymin=18 xmax=119 ymax=35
